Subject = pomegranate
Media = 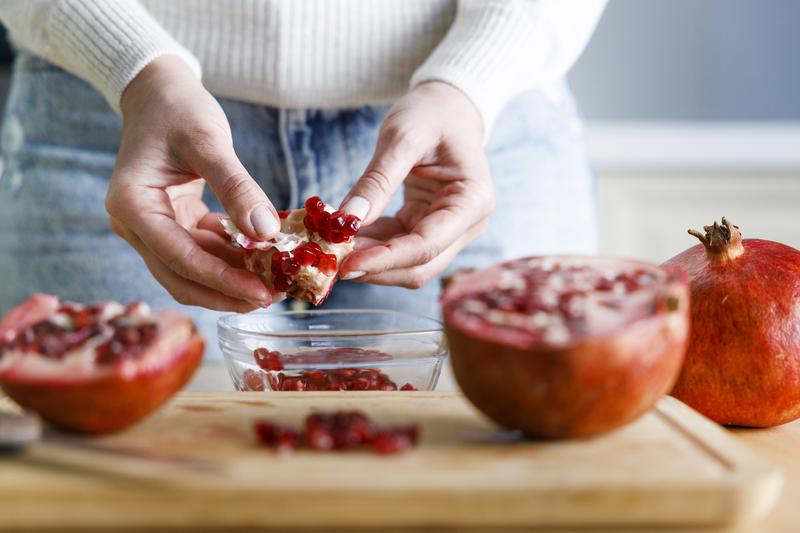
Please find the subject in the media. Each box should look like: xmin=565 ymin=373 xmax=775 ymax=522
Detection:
xmin=254 ymin=410 xmax=419 ymax=454
xmin=0 ymin=294 xmax=204 ymax=433
xmin=441 ymin=256 xmax=690 ymax=438
xmin=665 ymin=218 xmax=800 ymax=427
xmin=243 ymin=347 xmax=417 ymax=391
xmin=223 ymin=196 xmax=360 ymax=305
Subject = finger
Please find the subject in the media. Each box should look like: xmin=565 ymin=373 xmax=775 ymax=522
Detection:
xmin=191 ymin=228 xmax=245 ymax=268
xmin=111 ymin=218 xmax=260 ymax=312
xmin=197 ymin=211 xmax=230 ymax=238
xmin=354 ymin=216 xmax=406 ymax=241
xmin=340 ymin=124 xmax=431 ymax=225
xmin=174 ymin=129 xmax=281 ymax=240
xmin=341 ymin=197 xmax=489 ymax=277
xmin=108 ymin=186 xmax=272 ymax=305
xmin=353 ymin=226 xmax=482 ymax=289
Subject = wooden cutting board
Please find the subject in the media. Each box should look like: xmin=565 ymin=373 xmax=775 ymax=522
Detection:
xmin=0 ymin=392 xmax=782 ymax=530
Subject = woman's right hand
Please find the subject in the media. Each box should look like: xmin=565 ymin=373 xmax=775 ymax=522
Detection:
xmin=106 ymin=55 xmax=278 ymax=312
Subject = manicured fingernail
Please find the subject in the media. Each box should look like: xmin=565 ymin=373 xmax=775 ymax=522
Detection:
xmin=341 ymin=270 xmax=366 ymax=280
xmin=247 ymin=298 xmax=270 ymax=308
xmin=251 ymin=206 xmax=280 ymax=238
xmin=341 ymin=196 xmax=370 ymax=220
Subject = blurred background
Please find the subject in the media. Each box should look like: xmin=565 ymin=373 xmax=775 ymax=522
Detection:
xmin=569 ymin=0 xmax=800 ymax=261
xmin=0 ymin=0 xmax=797 ymax=262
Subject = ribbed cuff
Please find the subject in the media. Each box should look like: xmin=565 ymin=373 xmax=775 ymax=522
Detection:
xmin=48 ymin=0 xmax=201 ymax=114
xmin=411 ymin=0 xmax=542 ymax=135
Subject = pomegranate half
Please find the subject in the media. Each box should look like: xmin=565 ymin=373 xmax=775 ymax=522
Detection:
xmin=0 ymin=294 xmax=204 ymax=433
xmin=442 ymin=256 xmax=690 ymax=438
xmin=665 ymin=218 xmax=800 ymax=427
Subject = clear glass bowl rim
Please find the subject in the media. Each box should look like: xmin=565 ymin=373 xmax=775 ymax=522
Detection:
xmin=217 ymin=308 xmax=444 ymax=340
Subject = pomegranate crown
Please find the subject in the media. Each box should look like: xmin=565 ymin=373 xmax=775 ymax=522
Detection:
xmin=688 ymin=217 xmax=744 ymax=261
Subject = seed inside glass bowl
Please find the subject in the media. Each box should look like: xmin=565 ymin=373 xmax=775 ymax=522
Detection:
xmin=243 ymin=347 xmax=418 ymax=391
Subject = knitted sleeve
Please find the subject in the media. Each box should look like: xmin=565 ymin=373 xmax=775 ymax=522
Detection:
xmin=0 ymin=0 xmax=201 ymax=113
xmin=410 ymin=0 xmax=606 ymax=132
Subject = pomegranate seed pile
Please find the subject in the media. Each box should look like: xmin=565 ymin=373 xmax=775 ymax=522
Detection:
xmin=302 ymin=196 xmax=361 ymax=244
xmin=0 ymin=302 xmax=157 ymax=364
xmin=244 ymin=347 xmax=418 ymax=391
xmin=455 ymin=258 xmax=661 ymax=345
xmin=263 ymin=196 xmax=360 ymax=295
xmin=270 ymin=241 xmax=339 ymax=292
xmin=254 ymin=410 xmax=419 ymax=454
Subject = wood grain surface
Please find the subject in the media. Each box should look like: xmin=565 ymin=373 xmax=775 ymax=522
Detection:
xmin=0 ymin=392 xmax=783 ymax=530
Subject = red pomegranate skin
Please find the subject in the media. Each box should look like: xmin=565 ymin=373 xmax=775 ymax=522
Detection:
xmin=442 ymin=258 xmax=690 ymax=439
xmin=1 ymin=335 xmax=203 ymax=433
xmin=0 ymin=297 xmax=205 ymax=434
xmin=665 ymin=229 xmax=800 ymax=427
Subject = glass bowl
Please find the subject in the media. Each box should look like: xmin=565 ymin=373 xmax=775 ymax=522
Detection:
xmin=218 ymin=309 xmax=447 ymax=392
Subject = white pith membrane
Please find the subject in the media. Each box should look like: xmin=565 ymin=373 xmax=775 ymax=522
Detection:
xmin=222 ymin=205 xmax=355 ymax=304
xmin=0 ymin=299 xmax=193 ymax=382
xmin=444 ymin=257 xmax=669 ymax=348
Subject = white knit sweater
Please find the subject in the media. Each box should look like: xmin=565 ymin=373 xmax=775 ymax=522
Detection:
xmin=0 ymin=0 xmax=605 ymax=130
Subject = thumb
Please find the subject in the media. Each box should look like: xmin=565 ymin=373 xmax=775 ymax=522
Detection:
xmin=187 ymin=137 xmax=280 ymax=240
xmin=340 ymin=127 xmax=423 ymax=224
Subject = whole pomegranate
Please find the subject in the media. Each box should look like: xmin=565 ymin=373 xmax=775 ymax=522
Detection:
xmin=223 ymin=196 xmax=360 ymax=305
xmin=665 ymin=218 xmax=800 ymax=427
xmin=0 ymin=294 xmax=204 ymax=433
xmin=442 ymin=256 xmax=690 ymax=438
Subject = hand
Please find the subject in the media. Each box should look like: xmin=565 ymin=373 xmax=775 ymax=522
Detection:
xmin=106 ymin=55 xmax=280 ymax=311
xmin=339 ymin=81 xmax=495 ymax=288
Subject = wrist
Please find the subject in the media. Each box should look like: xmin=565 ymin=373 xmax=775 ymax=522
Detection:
xmin=120 ymin=55 xmax=203 ymax=119
xmin=412 ymin=81 xmax=485 ymax=139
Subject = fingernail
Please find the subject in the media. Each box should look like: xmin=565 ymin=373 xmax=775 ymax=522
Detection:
xmin=251 ymin=206 xmax=281 ymax=238
xmin=341 ymin=196 xmax=370 ymax=220
xmin=341 ymin=270 xmax=366 ymax=280
xmin=247 ymin=298 xmax=270 ymax=308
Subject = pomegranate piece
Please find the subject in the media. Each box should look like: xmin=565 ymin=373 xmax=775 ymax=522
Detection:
xmin=253 ymin=348 xmax=284 ymax=371
xmin=0 ymin=295 xmax=204 ymax=433
xmin=244 ymin=347 xmax=416 ymax=391
xmin=254 ymin=420 xmax=301 ymax=451
xmin=665 ymin=218 xmax=800 ymax=427
xmin=253 ymin=410 xmax=418 ymax=454
xmin=222 ymin=196 xmax=361 ymax=305
xmin=441 ymin=256 xmax=689 ymax=438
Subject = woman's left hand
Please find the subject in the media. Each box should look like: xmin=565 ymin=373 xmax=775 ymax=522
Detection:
xmin=339 ymin=81 xmax=495 ymax=288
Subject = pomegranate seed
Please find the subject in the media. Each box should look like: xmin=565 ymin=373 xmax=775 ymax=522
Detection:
xmin=350 ymin=377 xmax=371 ymax=390
xmin=303 ymin=214 xmax=317 ymax=233
xmin=400 ymin=383 xmax=417 ymax=391
xmin=328 ymin=210 xmax=346 ymax=229
xmin=277 ymin=210 xmax=290 ymax=219
xmin=316 ymin=254 xmax=338 ymax=276
xmin=280 ymin=257 xmax=301 ymax=276
xmin=371 ymin=431 xmax=413 ymax=454
xmin=342 ymin=214 xmax=361 ymax=236
xmin=281 ymin=377 xmax=307 ymax=391
xmin=267 ymin=372 xmax=283 ymax=391
xmin=254 ymin=348 xmax=284 ymax=371
xmin=72 ymin=309 xmax=94 ymax=329
xmin=243 ymin=369 xmax=266 ymax=391
xmin=254 ymin=421 xmax=301 ymax=451
xmin=273 ymin=274 xmax=294 ymax=292
xmin=305 ymin=196 xmax=325 ymax=213
xmin=294 ymin=245 xmax=319 ymax=267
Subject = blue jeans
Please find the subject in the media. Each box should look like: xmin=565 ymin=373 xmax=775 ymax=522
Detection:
xmin=0 ymin=53 xmax=597 ymax=361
